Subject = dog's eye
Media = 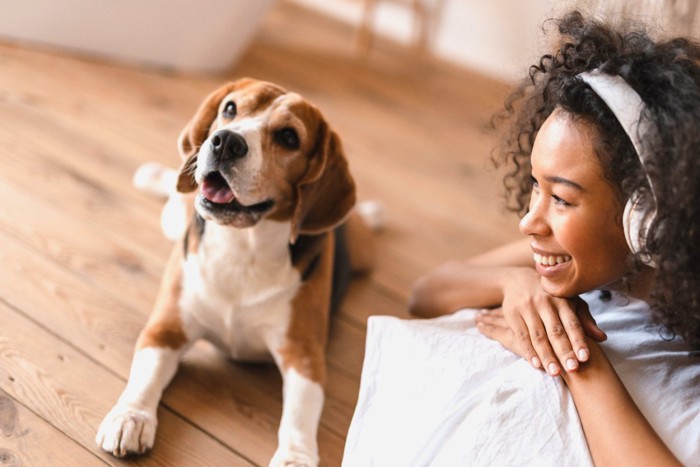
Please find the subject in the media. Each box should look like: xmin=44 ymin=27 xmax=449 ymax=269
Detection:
xmin=274 ymin=128 xmax=300 ymax=150
xmin=222 ymin=101 xmax=237 ymax=119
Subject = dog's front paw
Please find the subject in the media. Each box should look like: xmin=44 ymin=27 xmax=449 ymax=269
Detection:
xmin=95 ymin=405 xmax=157 ymax=457
xmin=269 ymin=447 xmax=318 ymax=467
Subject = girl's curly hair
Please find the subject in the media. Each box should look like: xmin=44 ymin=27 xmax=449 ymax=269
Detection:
xmin=493 ymin=11 xmax=700 ymax=350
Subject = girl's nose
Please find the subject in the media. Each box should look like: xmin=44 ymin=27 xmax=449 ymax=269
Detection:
xmin=519 ymin=196 xmax=549 ymax=237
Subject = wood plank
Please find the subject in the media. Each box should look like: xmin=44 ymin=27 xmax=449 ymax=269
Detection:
xmin=0 ymin=178 xmax=163 ymax=308
xmin=338 ymin=278 xmax=410 ymax=328
xmin=0 ymin=101 xmax=169 ymax=257
xmin=0 ymin=41 xmax=213 ymax=168
xmin=0 ymin=302 xmax=253 ymax=466
xmin=0 ymin=389 xmax=106 ymax=466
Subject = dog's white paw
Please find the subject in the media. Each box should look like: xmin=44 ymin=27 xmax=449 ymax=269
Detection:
xmin=269 ymin=447 xmax=318 ymax=467
xmin=355 ymin=200 xmax=385 ymax=231
xmin=95 ymin=405 xmax=157 ymax=457
xmin=160 ymin=195 xmax=189 ymax=241
xmin=133 ymin=162 xmax=178 ymax=198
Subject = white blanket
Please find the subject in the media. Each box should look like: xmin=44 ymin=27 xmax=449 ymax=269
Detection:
xmin=343 ymin=292 xmax=700 ymax=466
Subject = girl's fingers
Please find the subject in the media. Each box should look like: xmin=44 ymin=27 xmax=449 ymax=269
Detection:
xmin=476 ymin=311 xmax=520 ymax=356
xmin=476 ymin=309 xmax=506 ymax=326
xmin=505 ymin=311 xmax=545 ymax=369
xmin=522 ymin=304 xmax=562 ymax=375
xmin=555 ymin=303 xmax=590 ymax=366
xmin=476 ymin=308 xmax=542 ymax=368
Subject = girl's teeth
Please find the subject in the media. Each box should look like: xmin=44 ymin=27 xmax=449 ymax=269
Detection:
xmin=533 ymin=253 xmax=571 ymax=266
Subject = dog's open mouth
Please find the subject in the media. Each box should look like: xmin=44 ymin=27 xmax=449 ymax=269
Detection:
xmin=198 ymin=171 xmax=274 ymax=225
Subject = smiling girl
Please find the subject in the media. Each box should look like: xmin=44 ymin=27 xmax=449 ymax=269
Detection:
xmin=409 ymin=11 xmax=699 ymax=465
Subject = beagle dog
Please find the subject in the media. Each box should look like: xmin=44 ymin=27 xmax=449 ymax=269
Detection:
xmin=96 ymin=78 xmax=375 ymax=466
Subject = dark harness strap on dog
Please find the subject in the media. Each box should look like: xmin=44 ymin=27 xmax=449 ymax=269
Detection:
xmin=183 ymin=213 xmax=206 ymax=257
xmin=331 ymin=224 xmax=351 ymax=314
xmin=289 ymin=226 xmax=351 ymax=314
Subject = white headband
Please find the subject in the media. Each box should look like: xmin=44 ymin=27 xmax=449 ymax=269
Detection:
xmin=578 ymin=69 xmax=658 ymax=266
xmin=578 ymin=69 xmax=655 ymax=190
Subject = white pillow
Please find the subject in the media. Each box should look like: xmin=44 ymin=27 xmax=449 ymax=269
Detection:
xmin=343 ymin=292 xmax=699 ymax=466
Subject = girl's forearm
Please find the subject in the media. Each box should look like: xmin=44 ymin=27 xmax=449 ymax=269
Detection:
xmin=561 ymin=343 xmax=680 ymax=466
xmin=409 ymin=262 xmax=510 ymax=317
xmin=409 ymin=238 xmax=533 ymax=318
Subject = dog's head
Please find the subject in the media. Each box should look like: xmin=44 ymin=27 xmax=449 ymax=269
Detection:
xmin=176 ymin=78 xmax=356 ymax=243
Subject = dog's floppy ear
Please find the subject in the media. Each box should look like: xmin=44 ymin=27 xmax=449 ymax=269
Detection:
xmin=176 ymin=79 xmax=255 ymax=193
xmin=290 ymin=121 xmax=356 ymax=243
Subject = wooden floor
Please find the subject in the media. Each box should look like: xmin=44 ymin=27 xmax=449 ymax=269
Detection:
xmin=0 ymin=2 xmax=520 ymax=465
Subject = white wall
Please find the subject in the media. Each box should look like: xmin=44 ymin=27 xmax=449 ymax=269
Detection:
xmin=291 ymin=0 xmax=563 ymax=82
xmin=0 ymin=0 xmax=276 ymax=73
xmin=431 ymin=0 xmax=558 ymax=81
xmin=291 ymin=0 xmax=700 ymax=82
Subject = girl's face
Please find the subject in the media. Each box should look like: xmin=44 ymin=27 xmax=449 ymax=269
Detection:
xmin=519 ymin=109 xmax=630 ymax=297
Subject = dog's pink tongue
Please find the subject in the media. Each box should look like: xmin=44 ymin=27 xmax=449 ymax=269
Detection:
xmin=202 ymin=179 xmax=235 ymax=204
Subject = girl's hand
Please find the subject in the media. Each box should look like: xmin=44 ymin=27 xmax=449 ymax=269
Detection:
xmin=475 ymin=306 xmax=585 ymax=367
xmin=475 ymin=308 xmax=522 ymax=357
xmin=498 ymin=269 xmax=607 ymax=375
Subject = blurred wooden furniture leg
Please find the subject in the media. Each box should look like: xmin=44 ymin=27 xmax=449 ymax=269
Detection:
xmin=356 ymin=0 xmax=379 ymax=54
xmin=355 ymin=0 xmax=446 ymax=55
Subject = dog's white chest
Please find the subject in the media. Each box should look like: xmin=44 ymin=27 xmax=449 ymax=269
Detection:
xmin=180 ymin=220 xmax=300 ymax=360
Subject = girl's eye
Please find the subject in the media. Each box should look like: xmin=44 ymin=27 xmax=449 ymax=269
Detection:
xmin=552 ymin=194 xmax=571 ymax=206
xmin=530 ymin=176 xmax=540 ymax=191
xmin=223 ymin=101 xmax=237 ymax=118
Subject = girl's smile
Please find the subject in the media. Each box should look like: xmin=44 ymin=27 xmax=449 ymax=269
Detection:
xmin=532 ymin=250 xmax=573 ymax=277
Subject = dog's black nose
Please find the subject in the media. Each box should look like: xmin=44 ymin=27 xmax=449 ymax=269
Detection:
xmin=211 ymin=130 xmax=248 ymax=160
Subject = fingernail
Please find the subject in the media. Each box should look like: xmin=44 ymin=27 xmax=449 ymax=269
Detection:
xmin=531 ymin=356 xmax=541 ymax=368
xmin=577 ymin=348 xmax=589 ymax=361
xmin=566 ymin=358 xmax=578 ymax=371
xmin=548 ymin=362 xmax=559 ymax=375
